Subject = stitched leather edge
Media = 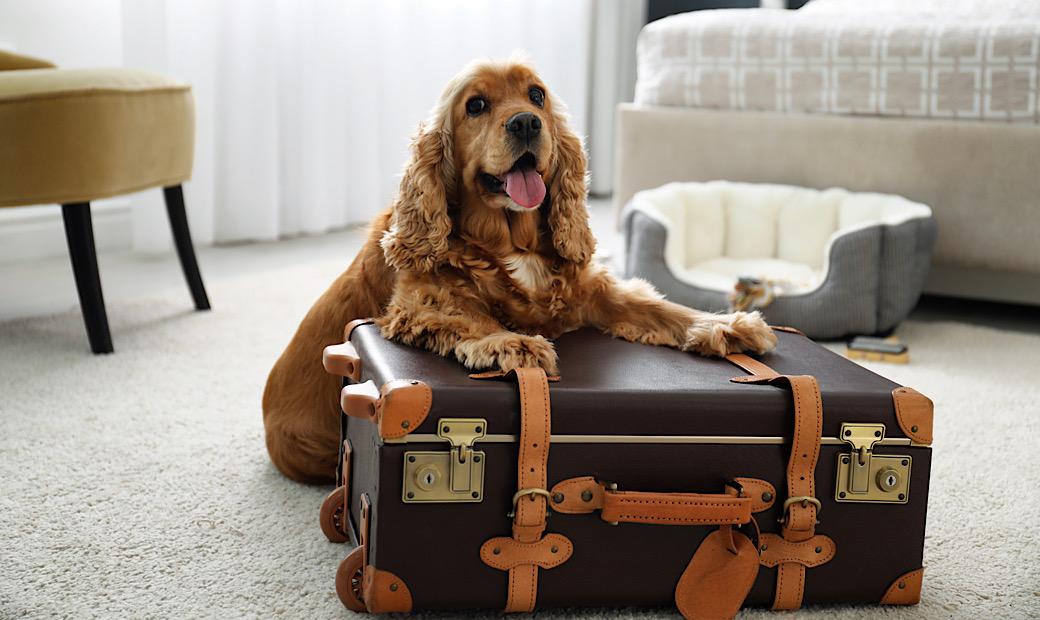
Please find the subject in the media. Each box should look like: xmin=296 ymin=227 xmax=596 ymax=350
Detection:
xmin=880 ymin=568 xmax=924 ymax=605
xmin=733 ymin=477 xmax=777 ymax=513
xmin=893 ymin=387 xmax=934 ymax=445
xmin=758 ymin=534 xmax=836 ymax=568
xmin=480 ymin=534 xmax=573 ymax=571
xmin=377 ymin=379 xmax=432 ymax=440
xmin=362 ymin=565 xmax=413 ymax=613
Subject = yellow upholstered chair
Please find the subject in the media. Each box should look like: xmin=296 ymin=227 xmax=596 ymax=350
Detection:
xmin=0 ymin=50 xmax=209 ymax=353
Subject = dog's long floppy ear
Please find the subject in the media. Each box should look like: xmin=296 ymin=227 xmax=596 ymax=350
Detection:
xmin=381 ymin=120 xmax=455 ymax=272
xmin=546 ymin=98 xmax=595 ymax=265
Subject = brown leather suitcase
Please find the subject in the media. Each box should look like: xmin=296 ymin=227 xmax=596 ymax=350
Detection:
xmin=319 ymin=320 xmax=932 ymax=617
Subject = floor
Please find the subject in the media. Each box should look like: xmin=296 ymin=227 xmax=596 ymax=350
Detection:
xmin=1 ymin=197 xmax=1037 ymax=337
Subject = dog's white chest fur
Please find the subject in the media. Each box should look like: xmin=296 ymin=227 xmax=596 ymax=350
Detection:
xmin=503 ymin=253 xmax=550 ymax=293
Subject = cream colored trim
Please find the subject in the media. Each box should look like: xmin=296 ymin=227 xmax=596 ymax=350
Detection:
xmin=394 ymin=433 xmax=915 ymax=447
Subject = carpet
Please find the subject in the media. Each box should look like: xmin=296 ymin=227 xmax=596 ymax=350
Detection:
xmin=2 ymin=257 xmax=1038 ymax=619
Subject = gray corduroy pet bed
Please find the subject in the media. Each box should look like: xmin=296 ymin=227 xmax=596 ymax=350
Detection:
xmin=623 ymin=181 xmax=937 ymax=340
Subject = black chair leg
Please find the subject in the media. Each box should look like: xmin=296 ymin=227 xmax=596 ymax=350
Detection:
xmin=163 ymin=185 xmax=211 ymax=311
xmin=61 ymin=202 xmax=114 ymax=354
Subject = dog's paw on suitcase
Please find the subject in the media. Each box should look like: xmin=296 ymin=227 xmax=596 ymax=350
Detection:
xmin=455 ymin=331 xmax=560 ymax=375
xmin=683 ymin=311 xmax=777 ymax=357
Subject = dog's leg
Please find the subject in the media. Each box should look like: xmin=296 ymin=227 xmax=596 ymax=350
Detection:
xmin=376 ymin=280 xmax=560 ymax=375
xmin=581 ymin=269 xmax=777 ymax=356
xmin=263 ymin=216 xmax=395 ymax=484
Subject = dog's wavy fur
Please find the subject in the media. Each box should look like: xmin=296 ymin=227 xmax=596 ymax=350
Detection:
xmin=263 ymin=57 xmax=777 ymax=484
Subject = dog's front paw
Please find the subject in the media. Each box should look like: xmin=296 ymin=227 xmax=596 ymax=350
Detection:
xmin=454 ymin=332 xmax=560 ymax=376
xmin=683 ymin=311 xmax=777 ymax=357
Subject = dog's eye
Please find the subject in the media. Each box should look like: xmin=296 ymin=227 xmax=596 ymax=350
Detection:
xmin=529 ymin=87 xmax=545 ymax=108
xmin=466 ymin=97 xmax=487 ymax=117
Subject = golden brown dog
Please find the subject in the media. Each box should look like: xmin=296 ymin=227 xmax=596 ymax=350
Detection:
xmin=263 ymin=57 xmax=777 ymax=484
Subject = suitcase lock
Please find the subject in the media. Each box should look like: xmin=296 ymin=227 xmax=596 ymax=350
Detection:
xmin=834 ymin=423 xmax=911 ymax=504
xmin=402 ymin=418 xmax=486 ymax=503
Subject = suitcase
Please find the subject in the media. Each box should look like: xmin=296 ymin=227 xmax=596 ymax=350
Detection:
xmin=319 ymin=319 xmax=932 ymax=616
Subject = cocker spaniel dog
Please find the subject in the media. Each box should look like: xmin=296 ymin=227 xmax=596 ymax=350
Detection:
xmin=263 ymin=57 xmax=777 ymax=484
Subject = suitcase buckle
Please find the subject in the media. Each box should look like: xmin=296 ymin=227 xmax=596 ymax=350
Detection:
xmin=778 ymin=496 xmax=822 ymax=525
xmin=507 ymin=488 xmax=553 ymax=518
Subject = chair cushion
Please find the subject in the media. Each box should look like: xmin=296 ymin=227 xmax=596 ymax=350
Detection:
xmin=0 ymin=67 xmax=194 ymax=208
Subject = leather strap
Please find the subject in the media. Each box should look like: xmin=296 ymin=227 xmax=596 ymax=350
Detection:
xmin=725 ymin=353 xmax=827 ymax=612
xmin=549 ymin=477 xmax=751 ymax=525
xmin=478 ymin=368 xmax=570 ymax=613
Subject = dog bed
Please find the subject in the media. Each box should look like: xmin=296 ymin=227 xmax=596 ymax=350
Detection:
xmin=622 ymin=181 xmax=937 ymax=339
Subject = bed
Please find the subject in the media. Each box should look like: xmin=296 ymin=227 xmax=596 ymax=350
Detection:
xmin=614 ymin=0 xmax=1040 ymax=305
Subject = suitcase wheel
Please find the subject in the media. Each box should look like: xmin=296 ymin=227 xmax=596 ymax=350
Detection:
xmin=336 ymin=546 xmax=367 ymax=612
xmin=320 ymin=486 xmax=350 ymax=544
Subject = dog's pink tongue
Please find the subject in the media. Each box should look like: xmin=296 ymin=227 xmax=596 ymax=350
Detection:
xmin=499 ymin=167 xmax=546 ymax=209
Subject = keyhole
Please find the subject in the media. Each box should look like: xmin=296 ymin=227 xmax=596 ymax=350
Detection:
xmin=886 ymin=474 xmax=897 ymax=487
xmin=423 ymin=472 xmax=436 ymax=486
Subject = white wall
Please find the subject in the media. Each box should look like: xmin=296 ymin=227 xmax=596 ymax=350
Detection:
xmin=0 ymin=0 xmax=132 ymax=263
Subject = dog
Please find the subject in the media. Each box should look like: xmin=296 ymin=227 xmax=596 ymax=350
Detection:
xmin=262 ymin=56 xmax=777 ymax=484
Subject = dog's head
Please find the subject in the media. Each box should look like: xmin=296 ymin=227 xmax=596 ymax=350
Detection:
xmin=382 ymin=56 xmax=594 ymax=271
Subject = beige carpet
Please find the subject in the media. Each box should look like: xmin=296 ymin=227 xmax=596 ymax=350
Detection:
xmin=2 ymin=257 xmax=1038 ymax=619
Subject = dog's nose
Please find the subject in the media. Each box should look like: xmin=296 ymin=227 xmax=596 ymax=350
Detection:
xmin=506 ymin=112 xmax=541 ymax=141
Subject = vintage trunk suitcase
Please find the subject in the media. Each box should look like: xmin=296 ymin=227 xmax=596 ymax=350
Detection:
xmin=319 ymin=320 xmax=933 ymax=617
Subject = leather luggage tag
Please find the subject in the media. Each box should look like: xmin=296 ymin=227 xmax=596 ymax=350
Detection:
xmin=675 ymin=528 xmax=760 ymax=620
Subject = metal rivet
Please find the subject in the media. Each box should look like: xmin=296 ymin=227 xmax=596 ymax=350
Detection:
xmin=761 ymin=491 xmax=773 ymax=503
xmin=551 ymin=546 xmax=559 ymax=554
xmin=839 ymin=492 xmax=847 ymax=499
xmin=401 ymin=421 xmax=410 ymax=428
xmin=410 ymin=381 xmax=419 ymax=385
xmin=471 ymin=492 xmax=479 ymax=499
xmin=844 ymin=430 xmax=852 ymax=437
xmin=493 ymin=548 xmax=501 ymax=555
xmin=899 ymin=494 xmax=906 ymax=501
xmin=760 ymin=544 xmax=769 ymax=552
xmin=911 ymin=425 xmax=919 ymax=433
xmin=553 ymin=493 xmax=564 ymax=504
xmin=390 ymin=584 xmax=398 ymax=592
xmin=443 ymin=426 xmax=450 ymax=433
xmin=407 ymin=492 xmax=414 ymax=499
xmin=408 ymin=456 xmax=415 ymax=463
xmin=874 ymin=430 xmax=881 ymax=437
xmin=581 ymin=490 xmax=593 ymax=502
xmin=473 ymin=455 xmax=482 ymax=463
xmin=898 ymin=582 xmax=906 ymax=590
xmin=815 ymin=546 xmax=823 ymax=554
xmin=476 ymin=427 xmax=483 ymax=433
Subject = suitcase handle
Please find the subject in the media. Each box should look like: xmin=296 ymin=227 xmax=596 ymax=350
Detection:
xmin=549 ymin=477 xmax=752 ymax=526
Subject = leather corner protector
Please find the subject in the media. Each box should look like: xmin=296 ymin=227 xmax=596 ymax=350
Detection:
xmin=480 ymin=534 xmax=573 ymax=571
xmin=362 ymin=565 xmax=413 ymax=613
xmin=377 ymin=379 xmax=432 ymax=440
xmin=758 ymin=534 xmax=836 ymax=569
xmin=343 ymin=318 xmax=375 ymax=341
xmin=880 ymin=568 xmax=923 ymax=605
xmin=733 ymin=477 xmax=776 ymax=513
xmin=549 ymin=477 xmax=604 ymax=514
xmin=893 ymin=387 xmax=933 ymax=445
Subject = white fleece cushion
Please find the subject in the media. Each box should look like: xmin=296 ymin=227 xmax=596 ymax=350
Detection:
xmin=777 ymin=187 xmax=843 ymax=270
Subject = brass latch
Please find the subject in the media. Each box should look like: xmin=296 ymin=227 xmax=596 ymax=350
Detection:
xmin=402 ymin=418 xmax=486 ymax=503
xmin=835 ymin=423 xmax=911 ymax=504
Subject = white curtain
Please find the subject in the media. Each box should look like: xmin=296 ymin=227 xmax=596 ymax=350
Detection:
xmin=123 ymin=0 xmax=593 ymax=252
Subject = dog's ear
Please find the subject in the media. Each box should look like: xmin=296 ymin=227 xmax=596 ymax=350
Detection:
xmin=545 ymin=101 xmax=595 ymax=265
xmin=381 ymin=121 xmax=454 ymax=272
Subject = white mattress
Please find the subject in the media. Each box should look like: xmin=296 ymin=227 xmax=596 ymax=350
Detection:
xmin=634 ymin=0 xmax=1040 ymax=124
